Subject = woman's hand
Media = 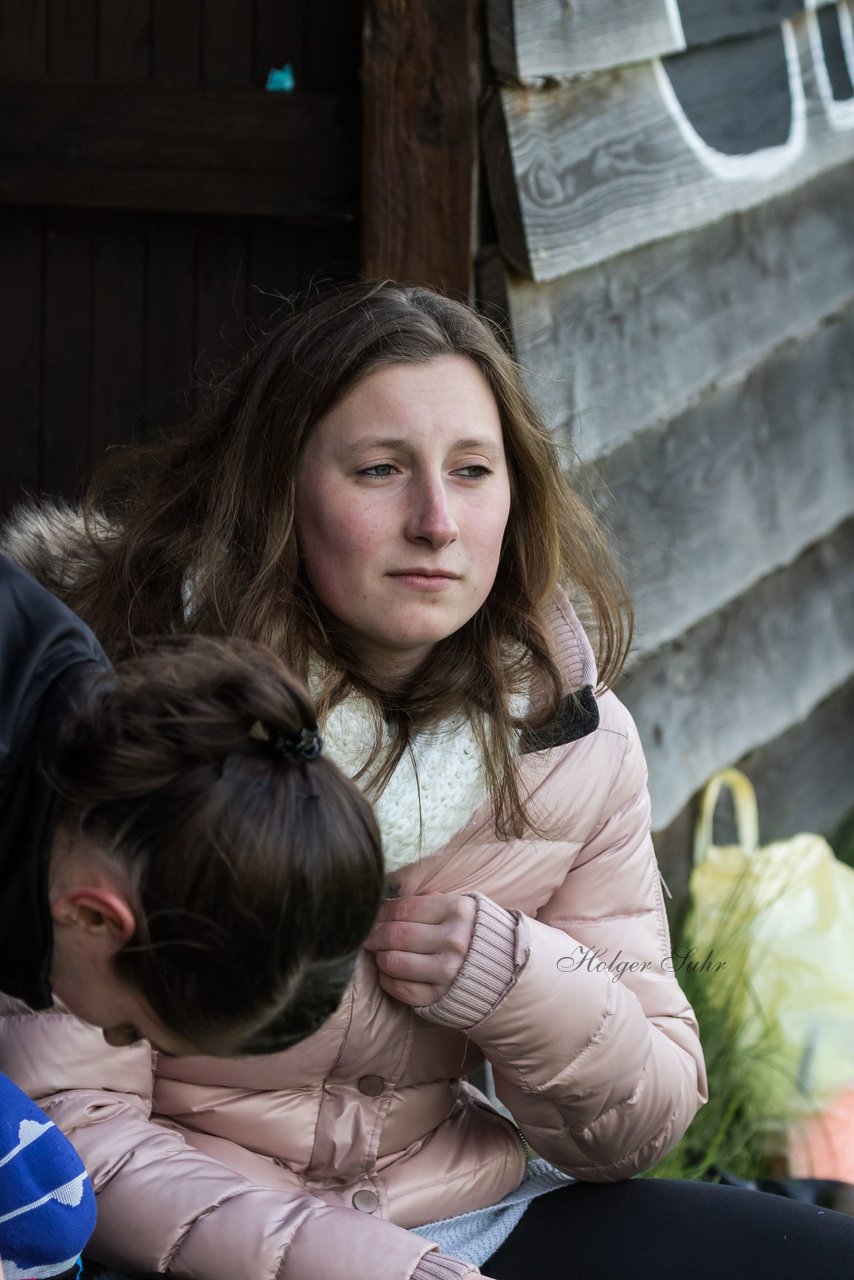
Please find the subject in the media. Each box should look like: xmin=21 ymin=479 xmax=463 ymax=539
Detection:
xmin=363 ymin=893 xmax=477 ymax=1007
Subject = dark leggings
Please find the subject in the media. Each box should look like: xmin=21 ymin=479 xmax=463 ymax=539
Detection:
xmin=483 ymin=1179 xmax=854 ymax=1279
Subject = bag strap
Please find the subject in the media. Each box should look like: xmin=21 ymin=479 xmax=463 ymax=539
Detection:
xmin=694 ymin=768 xmax=760 ymax=865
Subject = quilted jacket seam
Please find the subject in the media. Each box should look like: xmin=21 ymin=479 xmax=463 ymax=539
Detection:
xmin=161 ymin=1186 xmax=254 ymax=1270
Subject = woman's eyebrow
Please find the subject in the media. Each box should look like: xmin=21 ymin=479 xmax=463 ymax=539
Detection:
xmin=342 ymin=436 xmax=500 ymax=455
xmin=341 ymin=436 xmax=409 ymax=454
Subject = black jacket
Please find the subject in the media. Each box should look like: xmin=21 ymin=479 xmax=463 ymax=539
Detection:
xmin=0 ymin=554 xmax=107 ymax=1008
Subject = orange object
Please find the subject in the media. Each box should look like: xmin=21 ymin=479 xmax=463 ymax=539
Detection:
xmin=788 ymin=1088 xmax=854 ymax=1183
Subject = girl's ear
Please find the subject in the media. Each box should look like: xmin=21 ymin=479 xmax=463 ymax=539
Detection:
xmin=49 ymin=887 xmax=136 ymax=955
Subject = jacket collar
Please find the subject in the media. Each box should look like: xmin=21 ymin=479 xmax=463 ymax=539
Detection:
xmin=320 ymin=590 xmax=600 ymax=869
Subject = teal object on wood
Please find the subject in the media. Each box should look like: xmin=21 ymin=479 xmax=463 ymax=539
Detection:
xmin=265 ymin=64 xmax=295 ymax=92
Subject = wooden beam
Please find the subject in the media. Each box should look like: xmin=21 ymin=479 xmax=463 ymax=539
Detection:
xmin=594 ymin=305 xmax=854 ymax=660
xmin=483 ymin=14 xmax=854 ymax=281
xmin=478 ymin=160 xmax=854 ymax=461
xmin=361 ymin=0 xmax=479 ymax=293
xmin=0 ymin=82 xmax=358 ymax=221
xmin=619 ymin=519 xmax=854 ymax=830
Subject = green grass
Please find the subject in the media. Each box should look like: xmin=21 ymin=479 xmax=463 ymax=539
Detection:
xmin=643 ymin=807 xmax=854 ymax=1182
xmin=644 ymin=877 xmax=807 ymax=1182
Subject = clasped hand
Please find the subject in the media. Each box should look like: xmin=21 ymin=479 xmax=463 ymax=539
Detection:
xmin=363 ymin=893 xmax=477 ymax=1007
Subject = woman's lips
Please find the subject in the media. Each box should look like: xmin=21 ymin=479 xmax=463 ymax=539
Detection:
xmin=388 ymin=571 xmax=459 ymax=591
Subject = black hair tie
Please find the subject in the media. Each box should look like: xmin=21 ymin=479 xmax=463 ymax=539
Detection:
xmin=249 ymin=720 xmax=323 ymax=763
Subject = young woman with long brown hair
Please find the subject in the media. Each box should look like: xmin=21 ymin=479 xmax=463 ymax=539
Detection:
xmin=4 ymin=283 xmax=853 ymax=1279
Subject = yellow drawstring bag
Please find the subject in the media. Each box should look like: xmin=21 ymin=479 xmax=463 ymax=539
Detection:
xmin=687 ymin=769 xmax=854 ymax=1174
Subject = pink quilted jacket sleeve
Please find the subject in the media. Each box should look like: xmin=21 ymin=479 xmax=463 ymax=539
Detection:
xmin=417 ymin=694 xmax=709 ymax=1180
xmin=0 ymin=1004 xmax=479 ymax=1280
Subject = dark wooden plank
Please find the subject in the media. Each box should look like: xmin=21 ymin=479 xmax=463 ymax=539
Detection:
xmin=0 ymin=0 xmax=47 ymax=76
xmin=0 ymin=160 xmax=356 ymax=220
xmin=0 ymin=82 xmax=359 ymax=220
xmin=0 ymin=209 xmax=42 ymax=512
xmin=47 ymin=0 xmax=97 ymax=79
xmin=97 ymin=0 xmax=151 ymax=80
xmin=193 ymin=217 xmax=250 ymax=391
xmin=246 ymin=223 xmax=360 ymax=331
xmin=40 ymin=209 xmax=93 ymax=498
xmin=151 ymin=0 xmax=201 ymax=83
xmin=299 ymin=224 xmax=360 ymax=286
xmin=362 ymin=0 xmax=479 ymax=292
xmin=619 ymin=519 xmax=854 ymax=829
xmin=202 ymin=0 xmax=252 ymax=85
xmin=144 ymin=215 xmax=198 ymax=432
xmin=253 ymin=0 xmax=304 ymax=90
xmin=483 ymin=15 xmax=854 ymax=281
xmin=246 ymin=219 xmax=302 ymax=328
xmin=594 ymin=306 xmax=854 ymax=659
xmin=481 ymin=160 xmax=854 ymax=460
xmin=487 ymin=0 xmax=833 ymax=81
xmin=303 ymin=0 xmax=360 ymax=94
xmin=89 ymin=212 xmax=146 ymax=468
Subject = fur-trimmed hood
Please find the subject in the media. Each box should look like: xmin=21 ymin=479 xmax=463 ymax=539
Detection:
xmin=0 ymin=501 xmax=103 ymax=599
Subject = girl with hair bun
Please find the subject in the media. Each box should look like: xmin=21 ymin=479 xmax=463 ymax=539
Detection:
xmin=0 ymin=554 xmax=383 ymax=1279
xmin=3 ymin=281 xmax=853 ymax=1279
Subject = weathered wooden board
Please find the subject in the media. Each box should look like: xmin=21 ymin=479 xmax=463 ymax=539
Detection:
xmin=487 ymin=0 xmax=835 ymax=82
xmin=488 ymin=0 xmax=682 ymax=83
xmin=591 ymin=307 xmax=854 ymax=658
xmin=619 ymin=519 xmax=854 ymax=829
xmin=0 ymin=82 xmax=358 ymax=221
xmin=478 ymin=160 xmax=854 ymax=460
xmin=652 ymin=675 xmax=854 ymax=911
xmin=483 ymin=13 xmax=854 ymax=280
xmin=734 ymin=677 xmax=854 ymax=844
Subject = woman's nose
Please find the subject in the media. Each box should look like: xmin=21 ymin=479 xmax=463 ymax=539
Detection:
xmin=404 ymin=475 xmax=459 ymax=548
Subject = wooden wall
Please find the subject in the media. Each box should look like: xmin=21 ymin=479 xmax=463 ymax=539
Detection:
xmin=0 ymin=0 xmax=360 ymax=510
xmin=480 ymin=0 xmax=854 ymax=877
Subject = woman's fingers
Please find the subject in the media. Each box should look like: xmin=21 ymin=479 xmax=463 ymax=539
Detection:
xmin=365 ymin=918 xmax=468 ymax=957
xmin=364 ymin=893 xmax=475 ymax=954
xmin=365 ymin=893 xmax=478 ymax=1006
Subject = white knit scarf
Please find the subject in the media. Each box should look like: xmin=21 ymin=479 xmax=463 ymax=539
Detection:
xmin=320 ymin=694 xmax=493 ymax=873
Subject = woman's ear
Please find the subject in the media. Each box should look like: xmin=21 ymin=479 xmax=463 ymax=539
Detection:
xmin=49 ymin=887 xmax=136 ymax=955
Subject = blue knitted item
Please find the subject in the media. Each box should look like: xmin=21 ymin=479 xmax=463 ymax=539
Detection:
xmin=410 ymin=1159 xmax=576 ymax=1266
xmin=0 ymin=1074 xmax=96 ymax=1279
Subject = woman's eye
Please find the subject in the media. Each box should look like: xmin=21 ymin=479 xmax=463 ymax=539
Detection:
xmin=358 ymin=463 xmax=398 ymax=479
xmin=456 ymin=465 xmax=493 ymax=480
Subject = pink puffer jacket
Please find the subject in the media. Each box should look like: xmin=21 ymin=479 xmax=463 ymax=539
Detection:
xmin=0 ymin=598 xmax=707 ymax=1280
